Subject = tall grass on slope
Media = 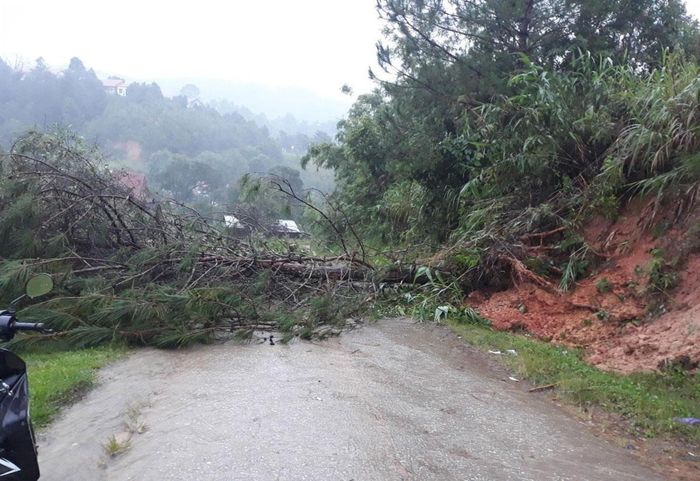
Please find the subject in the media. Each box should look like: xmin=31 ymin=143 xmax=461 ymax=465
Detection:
xmin=614 ymin=53 xmax=700 ymax=201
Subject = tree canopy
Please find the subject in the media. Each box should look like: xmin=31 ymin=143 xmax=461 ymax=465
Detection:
xmin=304 ymin=0 xmax=700 ymax=273
xmin=0 ymin=57 xmax=331 ymax=209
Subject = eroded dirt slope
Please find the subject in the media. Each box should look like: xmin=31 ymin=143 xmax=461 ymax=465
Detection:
xmin=470 ymin=200 xmax=700 ymax=373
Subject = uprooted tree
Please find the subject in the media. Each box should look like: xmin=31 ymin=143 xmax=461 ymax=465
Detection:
xmin=0 ymin=131 xmax=391 ymax=348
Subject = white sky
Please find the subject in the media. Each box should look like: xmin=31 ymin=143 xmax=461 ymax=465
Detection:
xmin=1 ymin=0 xmax=699 ymax=102
xmin=0 ymin=0 xmax=383 ymax=100
xmin=687 ymin=0 xmax=700 ymax=19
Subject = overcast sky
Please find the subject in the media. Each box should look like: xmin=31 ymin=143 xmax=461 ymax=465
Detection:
xmin=1 ymin=0 xmax=699 ymax=103
xmin=0 ymin=0 xmax=383 ymax=101
xmin=686 ymin=0 xmax=700 ymax=20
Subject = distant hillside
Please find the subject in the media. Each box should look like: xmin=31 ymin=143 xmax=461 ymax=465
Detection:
xmin=0 ymin=58 xmax=278 ymax=158
xmin=0 ymin=56 xmax=335 ymax=206
xmin=211 ymin=101 xmax=336 ymax=138
xmin=154 ymin=78 xmax=350 ymax=123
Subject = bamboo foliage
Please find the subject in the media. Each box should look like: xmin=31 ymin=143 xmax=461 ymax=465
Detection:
xmin=614 ymin=55 xmax=700 ymax=177
xmin=445 ymin=52 xmax=700 ymax=291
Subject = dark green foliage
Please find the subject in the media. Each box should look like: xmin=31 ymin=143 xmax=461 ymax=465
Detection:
xmin=307 ymin=294 xmax=339 ymax=325
xmin=0 ymin=132 xmax=355 ymax=349
xmin=449 ymin=249 xmax=482 ymax=271
xmin=273 ymin=312 xmax=298 ymax=333
xmin=307 ymin=0 xmax=700 ymax=290
xmin=376 ymin=0 xmax=698 ymax=81
xmin=647 ymin=248 xmax=679 ymax=292
xmin=559 ymin=247 xmax=591 ymax=292
xmin=596 ymin=278 xmax=612 ymax=294
xmin=16 ymin=287 xmax=246 ymax=348
xmin=459 ymin=307 xmax=491 ymax=327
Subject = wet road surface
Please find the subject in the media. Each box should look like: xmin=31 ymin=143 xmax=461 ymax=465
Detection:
xmin=38 ymin=319 xmax=666 ymax=481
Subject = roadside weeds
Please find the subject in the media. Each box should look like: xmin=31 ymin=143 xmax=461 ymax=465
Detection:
xmin=24 ymin=347 xmax=124 ymax=428
xmin=445 ymin=319 xmax=699 ymax=444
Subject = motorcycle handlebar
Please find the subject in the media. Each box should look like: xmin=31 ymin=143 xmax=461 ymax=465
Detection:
xmin=13 ymin=322 xmax=46 ymax=332
xmin=1 ymin=311 xmax=53 ymax=341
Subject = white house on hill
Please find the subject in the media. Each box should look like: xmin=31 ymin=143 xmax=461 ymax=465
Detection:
xmin=102 ymin=77 xmax=127 ymax=96
xmin=275 ymin=220 xmax=305 ymax=238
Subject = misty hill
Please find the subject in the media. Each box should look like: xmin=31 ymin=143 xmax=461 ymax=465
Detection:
xmin=0 ymin=58 xmax=276 ymax=156
xmin=0 ymin=56 xmax=335 ymax=207
xmin=210 ymin=100 xmax=335 ymax=154
xmin=154 ymin=78 xmax=350 ymax=124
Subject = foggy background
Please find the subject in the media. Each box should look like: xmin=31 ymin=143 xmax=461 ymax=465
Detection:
xmin=0 ymin=0 xmax=384 ymax=122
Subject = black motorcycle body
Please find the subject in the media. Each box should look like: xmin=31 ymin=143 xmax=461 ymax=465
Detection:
xmin=0 ymin=275 xmax=55 ymax=480
xmin=0 ymin=348 xmax=39 ymax=480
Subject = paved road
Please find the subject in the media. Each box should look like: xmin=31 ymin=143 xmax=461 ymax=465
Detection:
xmin=38 ymin=319 xmax=666 ymax=481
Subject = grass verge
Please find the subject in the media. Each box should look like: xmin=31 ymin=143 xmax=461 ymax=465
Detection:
xmin=24 ymin=347 xmax=124 ymax=428
xmin=447 ymin=319 xmax=700 ymax=443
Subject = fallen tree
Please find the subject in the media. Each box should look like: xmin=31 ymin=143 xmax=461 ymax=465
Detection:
xmin=0 ymin=131 xmax=388 ymax=347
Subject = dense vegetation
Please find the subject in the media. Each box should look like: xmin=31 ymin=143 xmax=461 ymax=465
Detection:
xmin=0 ymin=57 xmax=333 ymax=209
xmin=0 ymin=130 xmax=363 ymax=348
xmin=304 ymin=0 xmax=700 ymax=292
xmin=2 ymin=0 xmax=698 ymax=348
xmin=1 ymin=0 xmax=698 ymax=443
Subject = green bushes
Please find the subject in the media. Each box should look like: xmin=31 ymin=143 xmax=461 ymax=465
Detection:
xmin=310 ymin=48 xmax=700 ymax=292
xmin=459 ymin=53 xmax=700 ymax=228
xmin=647 ymin=248 xmax=679 ymax=292
xmin=615 ymin=55 xmax=700 ymax=179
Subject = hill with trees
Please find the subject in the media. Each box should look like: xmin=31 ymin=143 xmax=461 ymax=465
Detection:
xmin=0 ymin=56 xmax=331 ymax=211
xmin=305 ymin=0 xmax=699 ymax=244
xmin=303 ymin=0 xmax=700 ymax=371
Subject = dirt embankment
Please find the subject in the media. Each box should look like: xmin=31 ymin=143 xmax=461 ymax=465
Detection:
xmin=469 ymin=200 xmax=700 ymax=373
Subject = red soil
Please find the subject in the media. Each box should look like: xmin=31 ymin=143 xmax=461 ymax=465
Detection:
xmin=469 ymin=201 xmax=700 ymax=373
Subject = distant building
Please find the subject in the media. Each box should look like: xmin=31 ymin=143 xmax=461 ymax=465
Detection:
xmin=102 ymin=77 xmax=127 ymax=96
xmin=274 ymin=219 xmax=305 ymax=238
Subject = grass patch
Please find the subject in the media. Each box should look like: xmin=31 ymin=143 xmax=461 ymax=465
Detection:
xmin=24 ymin=347 xmax=123 ymax=428
xmin=447 ymin=320 xmax=700 ymax=442
xmin=595 ymin=277 xmax=612 ymax=294
xmin=103 ymin=434 xmax=132 ymax=457
xmin=648 ymin=248 xmax=679 ymax=292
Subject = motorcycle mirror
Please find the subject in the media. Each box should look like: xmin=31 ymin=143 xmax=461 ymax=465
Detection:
xmin=25 ymin=274 xmax=54 ymax=299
